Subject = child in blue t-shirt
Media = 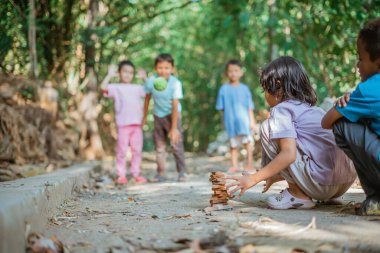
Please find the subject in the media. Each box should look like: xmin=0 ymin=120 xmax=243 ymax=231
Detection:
xmin=322 ymin=17 xmax=380 ymax=216
xmin=216 ymin=59 xmax=256 ymax=173
xmin=142 ymin=53 xmax=186 ymax=182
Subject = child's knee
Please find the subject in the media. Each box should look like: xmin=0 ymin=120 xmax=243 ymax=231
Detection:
xmin=332 ymin=118 xmax=347 ymax=138
xmin=332 ymin=118 xmax=356 ymax=148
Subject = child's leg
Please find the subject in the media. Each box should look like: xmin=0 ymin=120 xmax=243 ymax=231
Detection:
xmin=333 ymin=119 xmax=380 ymax=199
xmin=129 ymin=125 xmax=143 ymax=178
xmin=230 ymin=147 xmax=239 ymax=169
xmin=171 ymin=116 xmax=186 ymax=174
xmin=116 ymin=126 xmax=130 ymax=178
xmin=154 ymin=115 xmax=168 ymax=176
xmin=243 ymin=141 xmax=254 ymax=170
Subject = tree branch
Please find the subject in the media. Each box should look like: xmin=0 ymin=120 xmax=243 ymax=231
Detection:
xmin=7 ymin=0 xmax=26 ymax=20
xmin=111 ymin=1 xmax=194 ymax=38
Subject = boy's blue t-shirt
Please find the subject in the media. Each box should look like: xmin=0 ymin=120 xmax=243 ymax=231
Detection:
xmin=336 ymin=73 xmax=380 ymax=160
xmin=216 ymin=83 xmax=255 ymax=138
xmin=145 ymin=75 xmax=183 ymax=118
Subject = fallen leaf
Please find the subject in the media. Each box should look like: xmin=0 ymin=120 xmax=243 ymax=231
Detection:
xmin=27 ymin=233 xmax=64 ymax=253
xmin=174 ymin=214 xmax=192 ymax=219
xmin=292 ymin=248 xmax=308 ymax=253
xmin=209 ymin=219 xmax=222 ymax=222
xmin=49 ymin=217 xmax=62 ymax=226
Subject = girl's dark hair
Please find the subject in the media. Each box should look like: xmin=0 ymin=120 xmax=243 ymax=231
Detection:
xmin=118 ymin=60 xmax=135 ymax=72
xmin=225 ymin=59 xmax=242 ymax=71
xmin=260 ymin=56 xmax=317 ymax=106
xmin=359 ymin=17 xmax=380 ymax=62
xmin=155 ymin=53 xmax=174 ymax=66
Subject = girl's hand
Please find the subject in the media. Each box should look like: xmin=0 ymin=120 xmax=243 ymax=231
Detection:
xmin=262 ymin=177 xmax=275 ymax=193
xmin=225 ymin=175 xmax=258 ymax=198
xmin=335 ymin=93 xmax=351 ymax=108
xmin=107 ymin=65 xmax=118 ymax=77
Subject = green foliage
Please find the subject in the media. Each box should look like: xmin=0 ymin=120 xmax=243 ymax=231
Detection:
xmin=2 ymin=0 xmax=380 ymax=151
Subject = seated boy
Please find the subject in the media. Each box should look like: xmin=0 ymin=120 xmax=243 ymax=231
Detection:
xmin=322 ymin=18 xmax=380 ymax=215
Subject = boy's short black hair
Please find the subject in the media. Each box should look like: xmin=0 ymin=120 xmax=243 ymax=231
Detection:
xmin=155 ymin=53 xmax=174 ymax=66
xmin=359 ymin=17 xmax=380 ymax=62
xmin=225 ymin=59 xmax=242 ymax=71
xmin=118 ymin=60 xmax=135 ymax=72
xmin=260 ymin=56 xmax=317 ymax=106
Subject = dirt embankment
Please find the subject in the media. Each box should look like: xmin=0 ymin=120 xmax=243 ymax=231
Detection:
xmin=0 ymin=75 xmax=79 ymax=181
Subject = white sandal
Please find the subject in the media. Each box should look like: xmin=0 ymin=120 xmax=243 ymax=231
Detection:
xmin=266 ymin=189 xmax=315 ymax=210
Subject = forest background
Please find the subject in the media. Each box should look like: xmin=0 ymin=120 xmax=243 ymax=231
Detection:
xmin=1 ymin=0 xmax=380 ymax=158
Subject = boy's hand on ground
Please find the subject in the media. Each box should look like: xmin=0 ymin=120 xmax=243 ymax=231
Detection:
xmin=169 ymin=128 xmax=180 ymax=145
xmin=335 ymin=92 xmax=351 ymax=108
xmin=225 ymin=175 xmax=257 ymax=198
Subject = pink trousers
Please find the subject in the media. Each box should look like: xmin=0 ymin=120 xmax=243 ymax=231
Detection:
xmin=116 ymin=125 xmax=143 ymax=178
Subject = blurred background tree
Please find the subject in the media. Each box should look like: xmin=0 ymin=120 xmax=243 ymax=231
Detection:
xmin=1 ymin=0 xmax=380 ymax=153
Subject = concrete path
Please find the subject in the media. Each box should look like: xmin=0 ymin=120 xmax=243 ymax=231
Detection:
xmin=41 ymin=155 xmax=380 ymax=253
xmin=0 ymin=162 xmax=99 ymax=253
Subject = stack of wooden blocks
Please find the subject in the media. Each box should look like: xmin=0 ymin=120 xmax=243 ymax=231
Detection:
xmin=209 ymin=171 xmax=229 ymax=206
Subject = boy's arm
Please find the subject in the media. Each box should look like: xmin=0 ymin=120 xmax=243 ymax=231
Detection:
xmin=219 ymin=110 xmax=224 ymax=129
xmin=142 ymin=94 xmax=151 ymax=126
xmin=169 ymin=99 xmax=180 ymax=144
xmin=321 ymin=107 xmax=343 ymax=129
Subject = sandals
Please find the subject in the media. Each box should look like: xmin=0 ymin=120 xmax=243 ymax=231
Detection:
xmin=355 ymin=197 xmax=380 ymax=216
xmin=149 ymin=174 xmax=167 ymax=183
xmin=266 ymin=189 xmax=315 ymax=210
xmin=177 ymin=172 xmax=187 ymax=182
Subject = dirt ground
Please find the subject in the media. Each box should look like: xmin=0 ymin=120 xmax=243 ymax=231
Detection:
xmin=44 ymin=153 xmax=380 ymax=253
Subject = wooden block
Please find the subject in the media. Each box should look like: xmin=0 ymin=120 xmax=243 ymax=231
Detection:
xmin=212 ymin=191 xmax=226 ymax=195
xmin=209 ymin=177 xmax=225 ymax=182
xmin=210 ymin=172 xmax=225 ymax=179
xmin=212 ymin=184 xmax=225 ymax=190
xmin=210 ymin=199 xmax=228 ymax=205
xmin=211 ymin=195 xmax=228 ymax=200
xmin=211 ymin=181 xmax=226 ymax=186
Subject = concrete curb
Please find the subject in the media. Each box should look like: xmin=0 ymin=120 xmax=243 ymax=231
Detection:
xmin=0 ymin=162 xmax=99 ymax=253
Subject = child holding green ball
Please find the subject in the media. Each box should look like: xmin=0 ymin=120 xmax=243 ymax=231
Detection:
xmin=142 ymin=53 xmax=186 ymax=182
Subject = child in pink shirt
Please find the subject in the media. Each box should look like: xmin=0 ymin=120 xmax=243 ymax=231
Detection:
xmin=101 ymin=60 xmax=147 ymax=184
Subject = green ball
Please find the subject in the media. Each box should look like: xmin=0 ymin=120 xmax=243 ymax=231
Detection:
xmin=153 ymin=77 xmax=168 ymax=91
